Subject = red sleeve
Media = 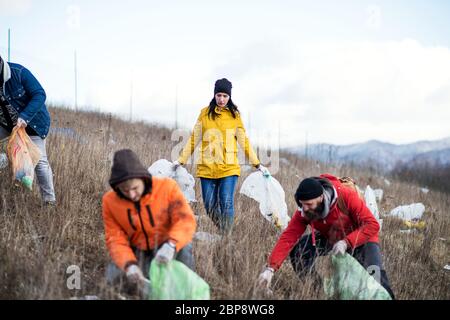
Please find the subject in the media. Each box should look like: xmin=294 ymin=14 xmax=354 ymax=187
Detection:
xmin=268 ymin=210 xmax=308 ymax=271
xmin=343 ymin=190 xmax=380 ymax=248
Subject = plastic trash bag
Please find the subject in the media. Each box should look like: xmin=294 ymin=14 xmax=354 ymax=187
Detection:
xmin=148 ymin=159 xmax=196 ymax=202
xmin=6 ymin=127 xmax=41 ymax=190
xmin=240 ymin=172 xmax=290 ymax=230
xmin=322 ymin=253 xmax=392 ymax=300
xmin=388 ymin=203 xmax=425 ymax=221
xmin=149 ymin=260 xmax=210 ymax=300
xmin=364 ymin=186 xmax=383 ymax=230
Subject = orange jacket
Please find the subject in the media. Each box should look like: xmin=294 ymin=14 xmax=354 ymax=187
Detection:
xmin=102 ymin=176 xmax=196 ymax=270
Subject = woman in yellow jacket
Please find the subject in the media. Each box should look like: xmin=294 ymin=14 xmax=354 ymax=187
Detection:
xmin=174 ymin=78 xmax=270 ymax=233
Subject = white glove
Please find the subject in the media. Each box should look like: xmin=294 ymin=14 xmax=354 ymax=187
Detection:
xmin=16 ymin=118 xmax=27 ymax=128
xmin=257 ymin=164 xmax=271 ymax=177
xmin=155 ymin=242 xmax=176 ymax=264
xmin=332 ymin=240 xmax=348 ymax=255
xmin=172 ymin=160 xmax=182 ymax=171
xmin=125 ymin=264 xmax=145 ymax=283
xmin=257 ymin=267 xmax=274 ymax=288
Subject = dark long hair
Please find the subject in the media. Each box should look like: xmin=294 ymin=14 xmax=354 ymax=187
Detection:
xmin=207 ymin=97 xmax=239 ymax=120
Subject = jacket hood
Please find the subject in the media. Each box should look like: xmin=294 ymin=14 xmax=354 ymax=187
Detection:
xmin=109 ymin=149 xmax=152 ymax=198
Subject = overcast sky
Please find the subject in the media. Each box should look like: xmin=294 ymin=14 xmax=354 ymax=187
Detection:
xmin=1 ymin=0 xmax=449 ymax=147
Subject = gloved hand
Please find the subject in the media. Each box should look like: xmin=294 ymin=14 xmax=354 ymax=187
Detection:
xmin=125 ymin=264 xmax=145 ymax=283
xmin=257 ymin=164 xmax=271 ymax=177
xmin=155 ymin=242 xmax=176 ymax=264
xmin=257 ymin=267 xmax=274 ymax=288
xmin=332 ymin=240 xmax=348 ymax=255
xmin=16 ymin=118 xmax=27 ymax=128
xmin=172 ymin=160 xmax=182 ymax=171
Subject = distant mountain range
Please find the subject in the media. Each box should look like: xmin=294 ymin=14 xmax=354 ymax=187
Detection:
xmin=286 ymin=137 xmax=450 ymax=172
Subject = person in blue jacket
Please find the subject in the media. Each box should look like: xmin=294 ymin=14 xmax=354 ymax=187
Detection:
xmin=0 ymin=55 xmax=56 ymax=205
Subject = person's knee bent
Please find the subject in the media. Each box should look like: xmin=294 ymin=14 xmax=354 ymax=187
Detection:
xmin=175 ymin=243 xmax=195 ymax=271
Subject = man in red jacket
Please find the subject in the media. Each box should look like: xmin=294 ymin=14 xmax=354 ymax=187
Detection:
xmin=257 ymin=174 xmax=395 ymax=299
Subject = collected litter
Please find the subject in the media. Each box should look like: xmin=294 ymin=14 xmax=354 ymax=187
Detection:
xmin=149 ymin=260 xmax=210 ymax=300
xmin=148 ymin=159 xmax=196 ymax=202
xmin=6 ymin=127 xmax=41 ymax=190
xmin=240 ymin=172 xmax=290 ymax=230
xmin=321 ymin=253 xmax=392 ymax=300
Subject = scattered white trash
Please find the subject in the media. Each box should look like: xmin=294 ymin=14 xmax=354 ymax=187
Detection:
xmin=240 ymin=172 xmax=290 ymax=230
xmin=0 ymin=153 xmax=7 ymax=169
xmin=148 ymin=159 xmax=196 ymax=202
xmin=364 ymin=186 xmax=383 ymax=230
xmin=383 ymin=179 xmax=391 ymax=186
xmin=373 ymin=189 xmax=383 ymax=202
xmin=388 ymin=203 xmax=425 ymax=221
xmin=420 ymin=188 xmax=429 ymax=194
xmin=194 ymin=231 xmax=222 ymax=243
xmin=444 ymin=265 xmax=450 ymax=271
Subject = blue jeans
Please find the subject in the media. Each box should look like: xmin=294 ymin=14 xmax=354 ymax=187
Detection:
xmin=200 ymin=175 xmax=238 ymax=233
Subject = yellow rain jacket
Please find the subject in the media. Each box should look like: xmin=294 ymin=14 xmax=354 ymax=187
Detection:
xmin=178 ymin=106 xmax=260 ymax=179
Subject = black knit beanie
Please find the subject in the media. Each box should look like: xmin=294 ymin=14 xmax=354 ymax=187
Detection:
xmin=295 ymin=178 xmax=324 ymax=203
xmin=214 ymin=78 xmax=232 ymax=96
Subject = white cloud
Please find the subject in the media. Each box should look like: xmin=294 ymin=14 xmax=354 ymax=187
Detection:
xmin=216 ymin=38 xmax=450 ymax=146
xmin=0 ymin=0 xmax=32 ymax=16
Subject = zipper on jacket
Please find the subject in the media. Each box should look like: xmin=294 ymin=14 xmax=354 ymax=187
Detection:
xmin=127 ymin=209 xmax=137 ymax=231
xmin=134 ymin=201 xmax=151 ymax=251
xmin=145 ymin=205 xmax=155 ymax=227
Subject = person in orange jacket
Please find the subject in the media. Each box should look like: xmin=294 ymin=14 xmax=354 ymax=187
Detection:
xmin=102 ymin=149 xmax=196 ymax=290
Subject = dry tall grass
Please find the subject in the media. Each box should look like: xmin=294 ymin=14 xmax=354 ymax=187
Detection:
xmin=0 ymin=106 xmax=448 ymax=299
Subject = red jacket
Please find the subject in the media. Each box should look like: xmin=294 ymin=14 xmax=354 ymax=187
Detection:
xmin=268 ymin=174 xmax=380 ymax=271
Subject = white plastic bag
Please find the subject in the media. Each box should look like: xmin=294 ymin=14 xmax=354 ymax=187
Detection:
xmin=373 ymin=189 xmax=383 ymax=202
xmin=148 ymin=159 xmax=196 ymax=203
xmin=388 ymin=203 xmax=425 ymax=221
xmin=364 ymin=185 xmax=383 ymax=230
xmin=240 ymin=172 xmax=290 ymax=230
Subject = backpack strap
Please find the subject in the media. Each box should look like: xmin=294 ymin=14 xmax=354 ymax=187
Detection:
xmin=337 ymin=197 xmax=350 ymax=217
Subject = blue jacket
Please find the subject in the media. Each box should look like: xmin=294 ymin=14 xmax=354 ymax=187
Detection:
xmin=3 ymin=63 xmax=51 ymax=139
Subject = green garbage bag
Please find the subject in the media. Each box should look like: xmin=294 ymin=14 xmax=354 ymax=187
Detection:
xmin=149 ymin=260 xmax=210 ymax=300
xmin=323 ymin=253 xmax=392 ymax=300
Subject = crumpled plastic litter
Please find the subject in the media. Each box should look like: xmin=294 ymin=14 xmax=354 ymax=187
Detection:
xmin=148 ymin=159 xmax=196 ymax=202
xmin=240 ymin=172 xmax=290 ymax=230
xmin=364 ymin=185 xmax=383 ymax=229
xmin=193 ymin=231 xmax=222 ymax=243
xmin=388 ymin=203 xmax=425 ymax=221
xmin=373 ymin=189 xmax=383 ymax=202
xmin=0 ymin=152 xmax=7 ymax=169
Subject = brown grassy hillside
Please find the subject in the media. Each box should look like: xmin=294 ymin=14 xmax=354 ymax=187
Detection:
xmin=0 ymin=106 xmax=448 ymax=299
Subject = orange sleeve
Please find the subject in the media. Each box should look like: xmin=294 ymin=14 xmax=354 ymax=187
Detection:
xmin=166 ymin=181 xmax=197 ymax=251
xmin=102 ymin=194 xmax=137 ymax=270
